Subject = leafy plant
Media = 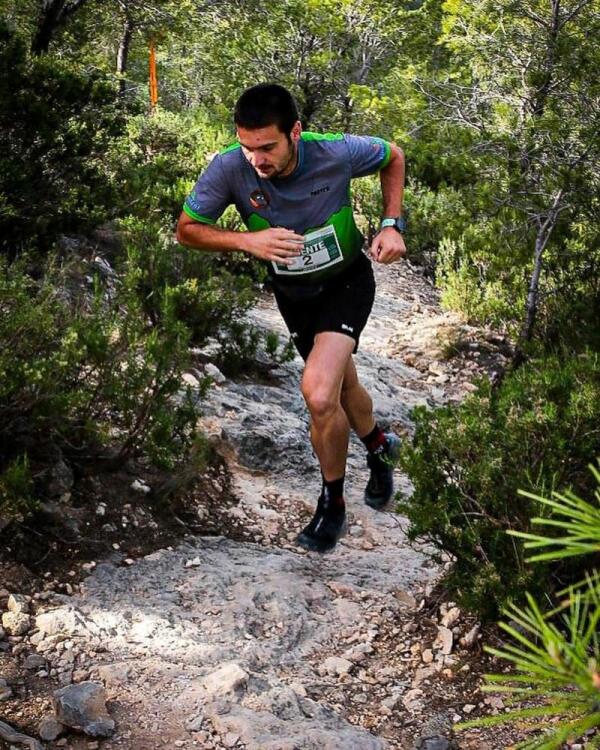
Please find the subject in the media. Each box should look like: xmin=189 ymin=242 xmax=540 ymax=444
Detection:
xmin=458 ymin=464 xmax=600 ymax=749
xmin=397 ymin=352 xmax=600 ymax=618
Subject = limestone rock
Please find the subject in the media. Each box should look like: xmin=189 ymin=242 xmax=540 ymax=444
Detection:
xmin=433 ymin=626 xmax=454 ymax=655
xmin=460 ymin=624 xmax=480 ymax=649
xmin=7 ymin=594 xmax=29 ymax=614
xmin=202 ymin=663 xmax=249 ymax=697
xmin=53 ymin=681 xmax=115 ymax=737
xmin=321 ymin=656 xmax=354 ymax=677
xmin=96 ymin=662 xmax=131 ymax=687
xmin=440 ymin=606 xmax=460 ymax=629
xmin=205 ymin=363 xmax=226 ymax=384
xmin=2 ymin=610 xmax=31 ymax=636
xmin=36 ymin=608 xmax=79 ymax=637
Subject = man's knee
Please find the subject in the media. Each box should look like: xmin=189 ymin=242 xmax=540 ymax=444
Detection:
xmin=301 ymin=374 xmax=339 ymax=421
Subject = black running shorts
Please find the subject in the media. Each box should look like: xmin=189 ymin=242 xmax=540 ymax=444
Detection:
xmin=271 ymin=252 xmax=376 ymax=361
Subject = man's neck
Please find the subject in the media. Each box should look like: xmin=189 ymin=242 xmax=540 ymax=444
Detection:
xmin=277 ymin=142 xmax=299 ymax=178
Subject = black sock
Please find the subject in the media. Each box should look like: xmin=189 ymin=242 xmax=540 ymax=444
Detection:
xmin=360 ymin=423 xmax=387 ymax=454
xmin=322 ymin=475 xmax=345 ymax=511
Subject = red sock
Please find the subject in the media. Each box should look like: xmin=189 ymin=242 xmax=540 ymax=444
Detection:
xmin=360 ymin=423 xmax=386 ymax=454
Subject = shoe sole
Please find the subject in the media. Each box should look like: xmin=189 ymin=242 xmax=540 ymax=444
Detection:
xmin=364 ymin=433 xmax=401 ymax=510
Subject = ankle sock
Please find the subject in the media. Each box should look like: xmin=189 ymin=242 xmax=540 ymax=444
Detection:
xmin=360 ymin=423 xmax=387 ymax=454
xmin=322 ymin=475 xmax=345 ymax=510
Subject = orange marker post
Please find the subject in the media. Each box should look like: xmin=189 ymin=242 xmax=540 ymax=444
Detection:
xmin=149 ymin=40 xmax=158 ymax=110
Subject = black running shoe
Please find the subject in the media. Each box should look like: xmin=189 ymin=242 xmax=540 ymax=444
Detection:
xmin=364 ymin=433 xmax=401 ymax=509
xmin=296 ymin=492 xmax=346 ymax=553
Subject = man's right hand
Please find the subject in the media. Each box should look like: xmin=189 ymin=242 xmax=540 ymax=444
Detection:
xmin=242 ymin=228 xmax=304 ymax=265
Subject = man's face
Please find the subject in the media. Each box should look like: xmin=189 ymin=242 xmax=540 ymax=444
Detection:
xmin=237 ymin=121 xmax=301 ymax=179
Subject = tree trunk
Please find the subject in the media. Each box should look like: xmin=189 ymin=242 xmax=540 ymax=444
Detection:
xmin=116 ymin=14 xmax=134 ymax=97
xmin=31 ymin=0 xmax=89 ymax=55
xmin=512 ymin=189 xmax=565 ymax=368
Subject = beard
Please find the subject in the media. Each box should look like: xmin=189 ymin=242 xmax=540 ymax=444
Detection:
xmin=260 ymin=142 xmax=297 ymax=179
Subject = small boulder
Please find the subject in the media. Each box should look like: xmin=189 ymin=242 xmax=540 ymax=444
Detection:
xmin=433 ymin=626 xmax=454 ymax=655
xmin=205 ymin=363 xmax=226 ymax=384
xmin=202 ymin=663 xmax=248 ymax=697
xmin=8 ymin=593 xmax=30 ymax=614
xmin=39 ymin=715 xmax=64 ymax=742
xmin=320 ymin=656 xmax=354 ymax=677
xmin=0 ymin=677 xmax=13 ymax=701
xmin=53 ymin=681 xmax=115 ymax=737
xmin=2 ymin=610 xmax=32 ymax=636
xmin=25 ymin=654 xmax=47 ymax=670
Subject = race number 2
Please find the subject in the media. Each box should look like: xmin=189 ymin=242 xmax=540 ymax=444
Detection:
xmin=272 ymin=225 xmax=344 ymax=276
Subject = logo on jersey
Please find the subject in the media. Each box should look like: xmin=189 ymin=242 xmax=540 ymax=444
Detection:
xmin=341 ymin=323 xmax=354 ymax=333
xmin=310 ymin=185 xmax=330 ymax=196
xmin=249 ymin=189 xmax=270 ymax=209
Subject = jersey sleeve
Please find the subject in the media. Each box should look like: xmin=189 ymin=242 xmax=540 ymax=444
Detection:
xmin=183 ymin=154 xmax=232 ymax=224
xmin=344 ymin=134 xmax=392 ymax=178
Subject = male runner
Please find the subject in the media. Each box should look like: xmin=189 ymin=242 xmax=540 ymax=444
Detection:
xmin=177 ymin=83 xmax=406 ymax=553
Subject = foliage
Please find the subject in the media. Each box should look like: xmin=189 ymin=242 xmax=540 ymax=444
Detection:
xmin=0 ymin=252 xmax=201 ymax=519
xmin=107 ymin=109 xmax=239 ymax=224
xmin=458 ymin=466 xmax=600 ymax=749
xmin=0 ymin=456 xmax=37 ymax=521
xmin=118 ymin=216 xmax=269 ymax=374
xmin=0 ymin=22 xmax=126 ymax=254
xmin=417 ymin=0 xmax=600 ymax=345
xmin=397 ymin=351 xmax=600 ymax=618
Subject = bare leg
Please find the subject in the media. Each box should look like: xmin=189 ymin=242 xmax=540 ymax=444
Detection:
xmin=301 ymin=332 xmax=355 ymax=481
xmin=340 ymin=356 xmax=376 ymax=439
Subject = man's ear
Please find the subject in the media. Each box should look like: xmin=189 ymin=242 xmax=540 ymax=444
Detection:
xmin=291 ymin=120 xmax=302 ymax=143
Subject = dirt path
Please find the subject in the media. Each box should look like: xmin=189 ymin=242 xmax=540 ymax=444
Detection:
xmin=8 ymin=258 xmax=509 ymax=750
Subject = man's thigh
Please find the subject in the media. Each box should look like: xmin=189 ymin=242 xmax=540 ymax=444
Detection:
xmin=301 ymin=331 xmax=356 ymax=401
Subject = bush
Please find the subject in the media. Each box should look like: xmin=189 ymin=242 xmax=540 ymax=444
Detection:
xmin=397 ymin=351 xmax=600 ymax=618
xmin=459 ymin=465 xmax=600 ymax=749
xmin=107 ymin=109 xmax=237 ymax=224
xmin=0 ymin=22 xmax=125 ymax=254
xmin=119 ymin=216 xmax=282 ymax=375
xmin=0 ymin=252 xmax=201 ymax=519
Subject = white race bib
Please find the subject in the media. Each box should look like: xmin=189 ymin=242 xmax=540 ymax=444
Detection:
xmin=272 ymin=224 xmax=344 ymax=276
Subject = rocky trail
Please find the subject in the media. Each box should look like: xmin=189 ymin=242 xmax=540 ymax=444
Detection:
xmin=1 ymin=257 xmax=514 ymax=750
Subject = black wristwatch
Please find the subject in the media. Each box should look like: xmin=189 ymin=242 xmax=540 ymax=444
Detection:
xmin=380 ymin=216 xmax=407 ymax=234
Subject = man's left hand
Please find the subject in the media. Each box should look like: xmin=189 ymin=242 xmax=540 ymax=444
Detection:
xmin=369 ymin=227 xmax=406 ymax=264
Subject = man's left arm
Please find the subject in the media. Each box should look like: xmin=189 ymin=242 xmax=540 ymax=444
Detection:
xmin=370 ymin=144 xmax=407 ymax=264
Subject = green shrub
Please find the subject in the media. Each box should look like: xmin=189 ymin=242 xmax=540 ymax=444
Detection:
xmin=0 ymin=22 xmax=125 ymax=254
xmin=107 ymin=109 xmax=237 ymax=224
xmin=0 ymin=252 xmax=201 ymax=518
xmin=119 ymin=216 xmax=274 ymax=375
xmin=397 ymin=351 xmax=600 ymax=618
xmin=459 ymin=466 xmax=600 ymax=749
xmin=0 ymin=456 xmax=37 ymax=521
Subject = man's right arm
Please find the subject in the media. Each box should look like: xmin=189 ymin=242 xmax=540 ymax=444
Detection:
xmin=176 ymin=212 xmax=304 ymax=266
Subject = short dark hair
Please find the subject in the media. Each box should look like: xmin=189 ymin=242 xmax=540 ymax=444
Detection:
xmin=234 ymin=84 xmax=299 ymax=136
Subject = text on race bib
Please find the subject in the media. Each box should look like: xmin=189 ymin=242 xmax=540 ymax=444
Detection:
xmin=272 ymin=224 xmax=344 ymax=276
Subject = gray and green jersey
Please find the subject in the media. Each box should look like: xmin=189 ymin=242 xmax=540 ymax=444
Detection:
xmin=183 ymin=132 xmax=392 ymax=286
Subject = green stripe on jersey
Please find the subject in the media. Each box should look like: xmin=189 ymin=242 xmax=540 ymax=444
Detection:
xmin=219 ymin=142 xmax=242 ymax=155
xmin=301 ymin=132 xmax=344 ymax=142
xmin=379 ymin=141 xmax=392 ymax=170
xmin=183 ymin=203 xmax=216 ymax=224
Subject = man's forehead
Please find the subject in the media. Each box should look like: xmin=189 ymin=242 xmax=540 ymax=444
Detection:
xmin=236 ymin=124 xmax=284 ymax=148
